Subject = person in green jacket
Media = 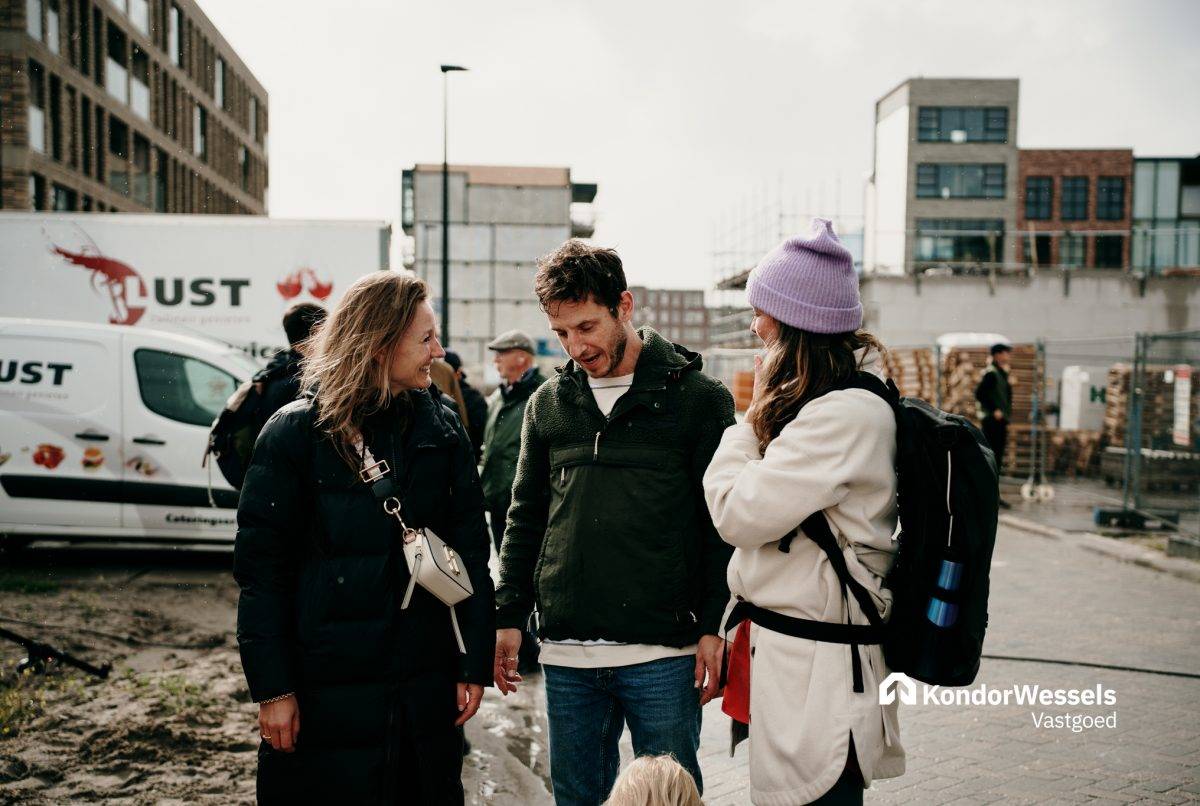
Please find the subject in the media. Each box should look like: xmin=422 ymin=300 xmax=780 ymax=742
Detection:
xmin=481 ymin=329 xmax=547 ymax=553
xmin=975 ymin=342 xmax=1013 ymax=507
xmin=492 ymin=239 xmax=735 ymax=805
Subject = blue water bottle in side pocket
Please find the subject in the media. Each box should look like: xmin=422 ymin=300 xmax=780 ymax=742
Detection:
xmin=926 ymin=552 xmax=963 ymax=628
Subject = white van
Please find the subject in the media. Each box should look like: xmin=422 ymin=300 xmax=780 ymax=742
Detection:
xmin=0 ymin=318 xmax=261 ymax=547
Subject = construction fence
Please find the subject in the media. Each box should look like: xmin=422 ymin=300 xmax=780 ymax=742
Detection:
xmin=705 ymin=332 xmax=1200 ymax=548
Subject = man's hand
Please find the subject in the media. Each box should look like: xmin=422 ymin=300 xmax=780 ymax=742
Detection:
xmin=695 ymin=634 xmax=726 ymax=706
xmin=493 ymin=628 xmax=523 ymax=695
xmin=454 ymin=683 xmax=484 ymax=726
xmin=259 ymin=695 xmax=300 ymax=753
xmin=993 ymin=409 xmax=1004 ymax=421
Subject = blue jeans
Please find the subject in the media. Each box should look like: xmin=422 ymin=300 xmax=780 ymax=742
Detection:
xmin=543 ymin=655 xmax=702 ymax=806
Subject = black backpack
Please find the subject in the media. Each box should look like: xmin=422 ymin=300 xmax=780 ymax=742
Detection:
xmin=203 ymin=380 xmax=266 ymax=490
xmin=782 ymin=371 xmax=999 ymax=688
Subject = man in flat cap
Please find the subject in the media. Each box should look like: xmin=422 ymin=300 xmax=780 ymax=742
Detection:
xmin=482 ymin=329 xmax=546 ymax=671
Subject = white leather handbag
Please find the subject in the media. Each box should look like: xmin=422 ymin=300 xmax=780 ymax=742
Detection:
xmin=358 ymin=436 xmax=473 ymax=654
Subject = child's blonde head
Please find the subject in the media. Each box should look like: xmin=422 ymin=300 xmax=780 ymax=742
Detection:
xmin=605 ymin=754 xmax=703 ymax=806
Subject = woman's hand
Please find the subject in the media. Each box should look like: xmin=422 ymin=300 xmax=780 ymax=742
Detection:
xmin=455 ymin=683 xmax=484 ymax=726
xmin=746 ymin=354 xmax=767 ymax=427
xmin=259 ymin=695 xmax=300 ymax=753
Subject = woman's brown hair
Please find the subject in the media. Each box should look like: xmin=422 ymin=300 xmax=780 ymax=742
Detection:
xmin=300 ymin=272 xmax=429 ymax=467
xmin=751 ymin=323 xmax=887 ymax=453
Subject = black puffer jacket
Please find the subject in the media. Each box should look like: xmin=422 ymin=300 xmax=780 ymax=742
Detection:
xmin=234 ymin=386 xmax=495 ymax=801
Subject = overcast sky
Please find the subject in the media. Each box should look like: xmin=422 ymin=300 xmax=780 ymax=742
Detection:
xmin=198 ymin=0 xmax=1199 ymax=288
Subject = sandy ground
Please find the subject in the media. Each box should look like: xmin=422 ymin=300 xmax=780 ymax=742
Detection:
xmin=0 ymin=545 xmax=552 ymax=805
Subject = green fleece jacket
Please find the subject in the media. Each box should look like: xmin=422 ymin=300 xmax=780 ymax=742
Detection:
xmin=495 ymin=328 xmax=736 ymax=646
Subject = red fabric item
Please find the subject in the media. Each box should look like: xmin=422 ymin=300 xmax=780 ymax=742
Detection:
xmin=721 ymin=620 xmax=752 ymax=724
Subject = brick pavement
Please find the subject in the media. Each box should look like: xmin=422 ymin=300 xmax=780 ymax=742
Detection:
xmin=467 ymin=523 xmax=1200 ymax=804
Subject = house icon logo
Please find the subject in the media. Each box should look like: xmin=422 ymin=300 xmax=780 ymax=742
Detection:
xmin=879 ymin=672 xmax=917 ymax=705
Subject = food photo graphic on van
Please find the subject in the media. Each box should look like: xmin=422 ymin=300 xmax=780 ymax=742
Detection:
xmin=0 ymin=213 xmax=390 ymax=362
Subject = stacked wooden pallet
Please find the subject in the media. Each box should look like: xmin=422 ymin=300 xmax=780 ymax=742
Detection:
xmin=882 ymin=347 xmax=937 ymax=403
xmin=732 ymin=371 xmax=754 ymax=413
xmin=939 ymin=344 xmax=1040 ymax=426
xmin=1046 ymin=429 xmax=1103 ymax=478
xmin=1104 ymin=364 xmax=1200 ymax=449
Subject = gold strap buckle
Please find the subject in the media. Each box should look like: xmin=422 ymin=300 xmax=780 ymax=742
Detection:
xmin=360 ymin=459 xmax=390 ymax=483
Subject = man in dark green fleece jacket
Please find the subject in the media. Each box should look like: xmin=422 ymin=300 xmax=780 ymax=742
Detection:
xmin=492 ymin=240 xmax=735 ymax=805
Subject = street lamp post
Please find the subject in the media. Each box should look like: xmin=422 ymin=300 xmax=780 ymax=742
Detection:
xmin=440 ymin=64 xmax=467 ymax=347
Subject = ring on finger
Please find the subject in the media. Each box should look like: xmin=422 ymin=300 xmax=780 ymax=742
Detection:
xmin=261 ymin=733 xmax=272 ymax=740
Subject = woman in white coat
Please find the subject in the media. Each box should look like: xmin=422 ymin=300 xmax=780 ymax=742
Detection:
xmin=704 ymin=219 xmax=905 ymax=805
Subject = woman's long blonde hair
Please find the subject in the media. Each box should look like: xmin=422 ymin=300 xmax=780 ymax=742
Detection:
xmin=300 ymin=271 xmax=429 ymax=467
xmin=752 ymin=323 xmax=886 ymax=454
xmin=605 ymin=755 xmax=702 ymax=806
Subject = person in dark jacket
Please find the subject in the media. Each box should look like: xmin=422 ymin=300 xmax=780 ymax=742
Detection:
xmin=234 ymin=272 xmax=495 ymax=805
xmin=249 ymin=302 xmax=327 ymax=438
xmin=492 ymin=240 xmax=735 ymax=805
xmin=479 ymin=330 xmax=545 ymax=553
xmin=975 ymin=343 xmax=1013 ymax=507
xmin=444 ymin=351 xmax=488 ymax=461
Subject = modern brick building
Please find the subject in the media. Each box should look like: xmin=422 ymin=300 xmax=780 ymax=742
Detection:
xmin=1016 ymin=149 xmax=1133 ymax=270
xmin=864 ymin=78 xmax=1021 ymax=275
xmin=2 ymin=0 xmax=267 ymax=214
xmin=627 ymin=286 xmax=709 ymax=351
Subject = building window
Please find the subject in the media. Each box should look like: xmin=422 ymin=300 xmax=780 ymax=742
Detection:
xmin=108 ymin=115 xmax=129 ymax=196
xmin=133 ymin=133 xmax=151 ymax=206
xmin=1059 ymin=234 xmax=1085 ymax=268
xmin=169 ymin=5 xmax=182 ymax=66
xmin=155 ymin=147 xmax=168 ymax=211
xmin=106 ymin=22 xmax=128 ymax=105
xmin=1094 ymin=235 xmax=1124 ymax=269
xmin=248 ymin=95 xmax=258 ymax=140
xmin=52 ymin=184 xmax=75 ymax=211
xmin=130 ymin=47 xmax=150 ymax=120
xmin=915 ymin=219 xmax=1005 ymax=265
xmin=45 ymin=0 xmax=59 ymax=54
xmin=129 ymin=0 xmax=148 ymax=35
xmin=49 ymin=74 xmax=62 ymax=161
xmin=1024 ymin=177 xmax=1052 ymax=220
xmin=916 ymin=163 xmax=1005 ymax=199
xmin=1061 ymin=177 xmax=1089 ymax=221
xmin=1097 ymin=177 xmax=1125 ymax=221
xmin=401 ymin=169 xmax=414 ymax=229
xmin=215 ymin=58 xmax=225 ymax=109
xmin=239 ymin=146 xmax=249 ymax=191
xmin=26 ymin=0 xmax=42 ymax=40
xmin=193 ymin=103 xmax=206 ymax=158
xmin=81 ymin=97 xmax=93 ymax=175
xmin=1022 ymin=234 xmax=1051 ymax=266
xmin=27 ymin=60 xmax=46 ymax=154
xmin=917 ymin=106 xmax=1008 ymax=143
xmin=29 ymin=173 xmax=46 ymax=210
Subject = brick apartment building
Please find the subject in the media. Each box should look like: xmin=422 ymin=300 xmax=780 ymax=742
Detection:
xmin=628 ymin=286 xmax=710 ymax=350
xmin=1 ymin=0 xmax=267 ymax=214
xmin=1016 ymin=149 xmax=1132 ymax=270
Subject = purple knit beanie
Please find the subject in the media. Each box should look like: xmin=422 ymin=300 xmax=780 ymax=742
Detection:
xmin=746 ymin=218 xmax=862 ymax=334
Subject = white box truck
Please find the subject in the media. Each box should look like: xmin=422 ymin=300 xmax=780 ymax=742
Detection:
xmin=0 ymin=212 xmax=391 ymax=361
xmin=0 ymin=212 xmax=391 ymax=546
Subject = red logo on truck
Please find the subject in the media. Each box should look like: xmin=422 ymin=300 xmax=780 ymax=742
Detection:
xmin=52 ymin=246 xmax=148 ymax=326
xmin=277 ymin=268 xmax=333 ymax=301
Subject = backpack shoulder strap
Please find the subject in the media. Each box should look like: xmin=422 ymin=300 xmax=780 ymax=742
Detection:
xmin=799 ymin=512 xmax=886 ymax=630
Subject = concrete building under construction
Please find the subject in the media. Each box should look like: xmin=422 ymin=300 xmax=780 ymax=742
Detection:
xmin=401 ymin=163 xmax=597 ymax=380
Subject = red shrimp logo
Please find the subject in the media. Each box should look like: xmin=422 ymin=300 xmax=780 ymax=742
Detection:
xmin=52 ymin=246 xmax=148 ymax=326
xmin=277 ymin=268 xmax=333 ymax=301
